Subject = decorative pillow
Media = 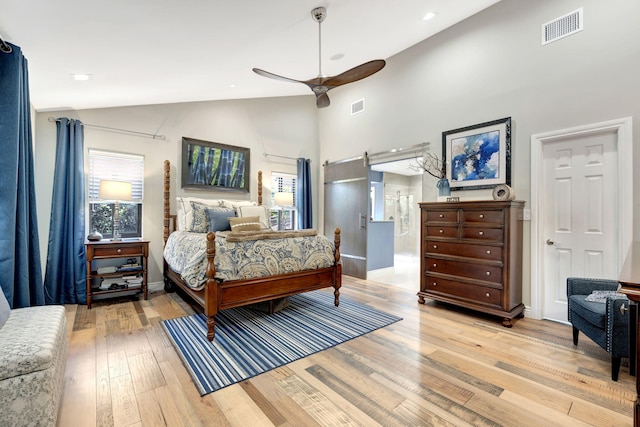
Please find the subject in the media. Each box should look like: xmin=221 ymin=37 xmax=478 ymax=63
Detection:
xmin=237 ymin=205 xmax=270 ymax=229
xmin=229 ymin=216 xmax=262 ymax=232
xmin=207 ymin=207 xmax=236 ymax=232
xmin=0 ymin=289 xmax=11 ymax=330
xmin=190 ymin=201 xmax=213 ymax=233
xmin=176 ymin=197 xmax=255 ymax=231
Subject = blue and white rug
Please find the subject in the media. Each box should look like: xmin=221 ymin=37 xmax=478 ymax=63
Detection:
xmin=162 ymin=290 xmax=402 ymax=395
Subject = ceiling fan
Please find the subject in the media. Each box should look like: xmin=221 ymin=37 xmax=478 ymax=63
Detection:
xmin=252 ymin=6 xmax=386 ymax=108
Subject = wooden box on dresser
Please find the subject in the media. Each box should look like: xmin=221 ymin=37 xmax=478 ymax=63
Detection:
xmin=418 ymin=200 xmax=525 ymax=327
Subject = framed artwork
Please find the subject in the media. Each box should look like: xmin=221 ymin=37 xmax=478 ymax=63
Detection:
xmin=442 ymin=117 xmax=511 ymax=191
xmin=181 ymin=137 xmax=250 ymax=192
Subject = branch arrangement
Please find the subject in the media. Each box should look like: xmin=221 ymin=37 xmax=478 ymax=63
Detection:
xmin=411 ymin=153 xmax=446 ymax=179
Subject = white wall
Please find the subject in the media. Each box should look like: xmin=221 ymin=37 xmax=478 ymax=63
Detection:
xmin=34 ymin=96 xmax=318 ymax=285
xmin=317 ymin=0 xmax=640 ymax=305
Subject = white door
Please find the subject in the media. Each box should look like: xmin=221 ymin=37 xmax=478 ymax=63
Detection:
xmin=541 ymin=131 xmax=620 ymax=322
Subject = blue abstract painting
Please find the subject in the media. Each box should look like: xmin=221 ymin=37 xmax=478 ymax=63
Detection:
xmin=450 ymin=130 xmax=501 ymax=182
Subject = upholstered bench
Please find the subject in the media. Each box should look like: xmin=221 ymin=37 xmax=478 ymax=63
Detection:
xmin=0 ymin=295 xmax=68 ymax=427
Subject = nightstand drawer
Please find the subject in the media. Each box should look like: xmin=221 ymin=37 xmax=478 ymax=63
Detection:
xmin=92 ymin=244 xmax=144 ymax=258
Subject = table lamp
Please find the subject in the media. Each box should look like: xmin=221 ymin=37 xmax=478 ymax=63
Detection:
xmin=99 ymin=179 xmax=133 ymax=241
xmin=274 ymin=192 xmax=294 ymax=230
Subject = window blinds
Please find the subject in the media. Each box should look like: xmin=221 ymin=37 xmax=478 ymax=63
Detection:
xmin=88 ymin=150 xmax=144 ymax=202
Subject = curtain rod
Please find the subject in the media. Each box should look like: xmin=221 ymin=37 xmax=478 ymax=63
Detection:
xmin=48 ymin=117 xmax=165 ymax=140
xmin=263 ymin=153 xmax=311 ymax=162
xmin=0 ymin=35 xmax=12 ymax=54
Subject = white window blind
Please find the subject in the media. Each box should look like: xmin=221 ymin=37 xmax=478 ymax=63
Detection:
xmin=88 ymin=150 xmax=144 ymax=202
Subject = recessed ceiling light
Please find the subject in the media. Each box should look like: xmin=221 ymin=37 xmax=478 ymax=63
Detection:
xmin=421 ymin=12 xmax=437 ymax=21
xmin=71 ymin=74 xmax=91 ymax=81
xmin=229 ymin=84 xmax=236 ymax=88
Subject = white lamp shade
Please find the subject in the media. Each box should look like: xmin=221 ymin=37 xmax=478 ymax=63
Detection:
xmin=99 ymin=180 xmax=132 ymax=201
xmin=274 ymin=192 xmax=293 ymax=207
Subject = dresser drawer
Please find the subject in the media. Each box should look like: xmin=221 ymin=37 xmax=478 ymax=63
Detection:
xmin=461 ymin=226 xmax=503 ymax=242
xmin=424 ymin=276 xmax=502 ymax=307
xmin=461 ymin=209 xmax=504 ymax=224
xmin=426 ymin=210 xmax=458 ymax=223
xmin=425 ymin=226 xmax=458 ymax=239
xmin=425 ymin=257 xmax=503 ymax=284
xmin=91 ymin=244 xmax=145 ymax=258
xmin=426 ymin=240 xmax=502 ymax=261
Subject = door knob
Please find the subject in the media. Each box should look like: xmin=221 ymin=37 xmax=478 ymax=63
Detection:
xmin=546 ymin=239 xmax=554 ymax=246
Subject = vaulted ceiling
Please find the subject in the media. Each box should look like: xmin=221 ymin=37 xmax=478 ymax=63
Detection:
xmin=0 ymin=0 xmax=501 ymax=111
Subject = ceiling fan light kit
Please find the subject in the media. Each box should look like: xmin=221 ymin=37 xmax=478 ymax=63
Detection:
xmin=252 ymin=6 xmax=386 ymax=108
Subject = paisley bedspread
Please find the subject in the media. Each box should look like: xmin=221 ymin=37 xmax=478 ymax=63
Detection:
xmin=163 ymin=231 xmax=336 ymax=290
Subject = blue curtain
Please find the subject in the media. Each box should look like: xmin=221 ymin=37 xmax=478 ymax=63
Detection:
xmin=296 ymin=158 xmax=312 ymax=229
xmin=43 ymin=118 xmax=87 ymax=304
xmin=0 ymin=43 xmax=44 ymax=308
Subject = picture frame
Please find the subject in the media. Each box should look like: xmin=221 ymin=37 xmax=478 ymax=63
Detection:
xmin=181 ymin=137 xmax=250 ymax=192
xmin=442 ymin=117 xmax=511 ymax=191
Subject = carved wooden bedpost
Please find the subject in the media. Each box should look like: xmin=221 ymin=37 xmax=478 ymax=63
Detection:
xmin=333 ymin=228 xmax=341 ymax=307
xmin=163 ymin=160 xmax=171 ymax=246
xmin=205 ymin=232 xmax=218 ymax=341
xmin=258 ymin=170 xmax=262 ymax=206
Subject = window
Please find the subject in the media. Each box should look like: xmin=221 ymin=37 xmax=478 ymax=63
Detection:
xmin=271 ymin=172 xmax=297 ymax=230
xmin=88 ymin=150 xmax=144 ymax=239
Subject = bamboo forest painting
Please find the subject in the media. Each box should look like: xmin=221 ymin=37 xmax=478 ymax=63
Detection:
xmin=181 ymin=137 xmax=250 ymax=192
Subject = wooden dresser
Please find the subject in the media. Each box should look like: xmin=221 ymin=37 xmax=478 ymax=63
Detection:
xmin=418 ymin=200 xmax=525 ymax=327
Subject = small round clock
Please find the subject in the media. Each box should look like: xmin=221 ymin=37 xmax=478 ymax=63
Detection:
xmin=492 ymin=184 xmax=515 ymax=201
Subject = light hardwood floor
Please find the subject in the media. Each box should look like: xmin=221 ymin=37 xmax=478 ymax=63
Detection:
xmin=58 ymin=275 xmax=636 ymax=426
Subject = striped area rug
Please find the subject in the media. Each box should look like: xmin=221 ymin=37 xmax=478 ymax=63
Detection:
xmin=162 ymin=290 xmax=402 ymax=395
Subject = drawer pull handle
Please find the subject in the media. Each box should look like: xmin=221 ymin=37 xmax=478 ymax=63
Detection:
xmin=439 ymin=214 xmax=444 ymax=218
xmin=117 ymin=248 xmax=122 ymax=253
xmin=433 ymin=282 xmax=437 ymax=286
xmin=486 ymin=271 xmax=491 ymax=276
xmin=479 ymin=214 xmax=484 ymax=218
xmin=486 ymin=250 xmax=491 ymax=254
xmin=478 ymin=231 xmax=484 ymax=236
xmin=486 ymin=293 xmax=491 ymax=298
xmin=439 ymin=229 xmax=444 ymax=234
xmin=433 ymin=245 xmax=438 ymax=249
xmin=433 ymin=263 xmax=437 ymax=268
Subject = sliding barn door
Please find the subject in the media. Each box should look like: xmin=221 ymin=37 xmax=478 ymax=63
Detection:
xmin=324 ymin=158 xmax=369 ymax=279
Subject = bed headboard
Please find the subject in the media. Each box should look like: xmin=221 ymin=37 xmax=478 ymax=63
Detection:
xmin=163 ymin=159 xmax=263 ymax=246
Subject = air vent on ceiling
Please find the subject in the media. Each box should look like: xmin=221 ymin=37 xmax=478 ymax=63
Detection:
xmin=542 ymin=8 xmax=583 ymax=45
xmin=351 ymin=98 xmax=365 ymax=115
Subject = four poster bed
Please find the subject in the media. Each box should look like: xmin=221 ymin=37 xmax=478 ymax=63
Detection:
xmin=162 ymin=160 xmax=342 ymax=341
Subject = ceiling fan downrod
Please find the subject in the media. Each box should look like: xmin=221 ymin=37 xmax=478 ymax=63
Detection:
xmin=311 ymin=7 xmax=326 ymax=78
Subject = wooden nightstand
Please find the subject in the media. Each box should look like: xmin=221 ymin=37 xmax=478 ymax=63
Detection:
xmin=85 ymin=239 xmax=149 ymax=309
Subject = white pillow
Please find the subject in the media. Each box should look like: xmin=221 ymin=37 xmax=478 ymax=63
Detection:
xmin=237 ymin=205 xmax=270 ymax=229
xmin=0 ymin=290 xmax=11 ymax=330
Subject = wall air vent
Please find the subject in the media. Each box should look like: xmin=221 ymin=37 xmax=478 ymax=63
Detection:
xmin=542 ymin=8 xmax=583 ymax=45
xmin=351 ymin=98 xmax=365 ymax=115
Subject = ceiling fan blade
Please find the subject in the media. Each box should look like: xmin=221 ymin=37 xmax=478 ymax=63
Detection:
xmin=252 ymin=68 xmax=303 ymax=85
xmin=316 ymin=93 xmax=330 ymax=108
xmin=323 ymin=59 xmax=386 ymax=87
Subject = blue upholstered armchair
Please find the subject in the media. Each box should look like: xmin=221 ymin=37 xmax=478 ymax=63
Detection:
xmin=567 ymin=277 xmax=630 ymax=381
